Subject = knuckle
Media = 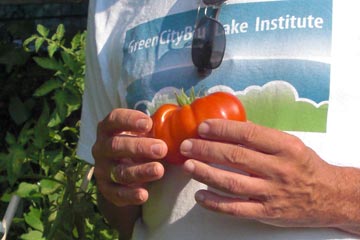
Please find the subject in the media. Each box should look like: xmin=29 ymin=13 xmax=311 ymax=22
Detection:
xmin=275 ymin=166 xmax=296 ymax=184
xmin=117 ymin=164 xmax=149 ymax=185
xmin=108 ymin=108 xmax=132 ymax=127
xmin=262 ymin=203 xmax=283 ymax=220
xmin=258 ymin=189 xmax=273 ymax=202
xmin=242 ymin=123 xmax=259 ymax=144
xmin=111 ymin=136 xmax=141 ymax=157
xmin=134 ymin=140 xmax=146 ymax=155
xmin=195 ymin=140 xmax=211 ymax=157
xmin=123 ymin=110 xmax=134 ymax=126
xmin=117 ymin=164 xmax=134 ymax=185
xmin=107 ymin=109 xmax=120 ymax=123
xmin=193 ymin=163 xmax=213 ymax=184
xmin=111 ymin=135 xmax=147 ymax=156
xmin=212 ymin=199 xmax=222 ymax=211
xmin=225 ymin=177 xmax=242 ymax=194
xmin=118 ymin=165 xmax=130 ymax=184
xmin=225 ymin=147 xmax=244 ymax=165
xmin=198 ymin=168 xmax=213 ymax=183
xmin=110 ymin=136 xmax=123 ymax=154
xmin=216 ymin=120 xmax=231 ymax=137
xmin=288 ymin=136 xmax=307 ymax=156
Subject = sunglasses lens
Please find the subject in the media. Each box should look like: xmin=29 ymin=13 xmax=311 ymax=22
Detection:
xmin=192 ymin=17 xmax=226 ymax=71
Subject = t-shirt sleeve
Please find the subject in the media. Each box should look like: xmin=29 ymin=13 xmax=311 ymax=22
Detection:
xmin=77 ymin=0 xmax=120 ymax=164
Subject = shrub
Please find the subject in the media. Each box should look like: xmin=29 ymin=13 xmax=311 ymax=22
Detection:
xmin=0 ymin=24 xmax=117 ymax=240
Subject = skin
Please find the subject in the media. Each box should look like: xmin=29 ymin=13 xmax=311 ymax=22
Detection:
xmin=181 ymin=119 xmax=360 ymax=235
xmin=92 ymin=109 xmax=360 ymax=239
xmin=92 ymin=109 xmax=168 ymax=239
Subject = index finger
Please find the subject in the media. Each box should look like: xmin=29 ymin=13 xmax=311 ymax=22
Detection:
xmin=198 ymin=120 xmax=298 ymax=154
xmin=98 ymin=109 xmax=152 ymax=136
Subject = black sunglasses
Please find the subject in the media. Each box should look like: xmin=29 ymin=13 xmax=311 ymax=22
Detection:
xmin=192 ymin=0 xmax=227 ymax=73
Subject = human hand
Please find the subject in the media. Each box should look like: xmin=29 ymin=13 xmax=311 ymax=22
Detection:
xmin=180 ymin=120 xmax=360 ymax=230
xmin=92 ymin=109 xmax=167 ymax=207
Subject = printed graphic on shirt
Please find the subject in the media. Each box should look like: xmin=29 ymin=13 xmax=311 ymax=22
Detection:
xmin=122 ymin=0 xmax=332 ymax=133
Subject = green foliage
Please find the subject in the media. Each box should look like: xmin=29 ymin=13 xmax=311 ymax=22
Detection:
xmin=0 ymin=24 xmax=118 ymax=239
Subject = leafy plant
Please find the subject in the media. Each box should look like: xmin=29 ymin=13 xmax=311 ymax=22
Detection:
xmin=0 ymin=24 xmax=117 ymax=239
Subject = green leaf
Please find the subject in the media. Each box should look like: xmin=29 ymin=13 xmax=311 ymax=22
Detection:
xmin=17 ymin=121 xmax=32 ymax=146
xmin=5 ymin=132 xmax=16 ymax=145
xmin=48 ymin=42 xmax=58 ymax=57
xmin=37 ymin=24 xmax=49 ymax=38
xmin=39 ymin=179 xmax=61 ymax=195
xmin=7 ymin=144 xmax=26 ymax=185
xmin=33 ymin=57 xmax=63 ymax=71
xmin=8 ymin=96 xmax=30 ymax=125
xmin=33 ymin=79 xmax=62 ymax=97
xmin=47 ymin=149 xmax=64 ymax=163
xmin=62 ymin=126 xmax=78 ymax=134
xmin=56 ymin=24 xmax=65 ymax=41
xmin=42 ymin=149 xmax=64 ymax=174
xmin=54 ymin=171 xmax=66 ymax=182
xmin=71 ymin=32 xmax=82 ymax=50
xmin=34 ymin=38 xmax=44 ymax=52
xmin=24 ymin=207 xmax=44 ymax=231
xmin=52 ymin=88 xmax=81 ymax=121
xmin=16 ymin=182 xmax=40 ymax=198
xmin=64 ymin=91 xmax=82 ymax=116
xmin=61 ymin=51 xmax=78 ymax=73
xmin=34 ymin=102 xmax=50 ymax=148
xmin=20 ymin=230 xmax=45 ymax=240
xmin=48 ymin=90 xmax=68 ymax=127
xmin=23 ymin=34 xmax=37 ymax=51
xmin=48 ymin=111 xmax=62 ymax=128
xmin=0 ymin=191 xmax=12 ymax=202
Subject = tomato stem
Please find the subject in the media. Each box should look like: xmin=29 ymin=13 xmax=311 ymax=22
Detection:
xmin=175 ymin=88 xmax=197 ymax=106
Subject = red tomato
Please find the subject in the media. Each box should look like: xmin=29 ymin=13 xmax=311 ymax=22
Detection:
xmin=150 ymin=91 xmax=247 ymax=164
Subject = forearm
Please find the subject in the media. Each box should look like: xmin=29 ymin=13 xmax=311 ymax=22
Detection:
xmin=332 ymin=166 xmax=360 ymax=236
xmin=97 ymin=191 xmax=141 ymax=240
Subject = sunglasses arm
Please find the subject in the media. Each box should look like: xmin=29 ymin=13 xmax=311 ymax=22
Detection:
xmin=204 ymin=4 xmax=222 ymax=20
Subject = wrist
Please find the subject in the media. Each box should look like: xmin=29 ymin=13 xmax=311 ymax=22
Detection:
xmin=96 ymin=189 xmax=141 ymax=239
xmin=331 ymin=166 xmax=360 ymax=236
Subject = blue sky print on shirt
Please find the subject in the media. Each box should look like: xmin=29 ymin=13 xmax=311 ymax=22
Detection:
xmin=122 ymin=0 xmax=332 ymax=133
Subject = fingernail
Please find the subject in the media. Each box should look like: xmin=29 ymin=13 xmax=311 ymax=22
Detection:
xmin=183 ymin=160 xmax=195 ymax=173
xmin=195 ymin=192 xmax=205 ymax=202
xmin=147 ymin=166 xmax=158 ymax=176
xmin=136 ymin=119 xmax=149 ymax=131
xmin=180 ymin=140 xmax=193 ymax=154
xmin=151 ymin=143 xmax=164 ymax=156
xmin=147 ymin=165 xmax=162 ymax=177
xmin=198 ymin=122 xmax=210 ymax=136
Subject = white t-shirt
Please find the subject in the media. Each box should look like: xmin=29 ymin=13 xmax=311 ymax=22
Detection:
xmin=78 ymin=0 xmax=360 ymax=239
